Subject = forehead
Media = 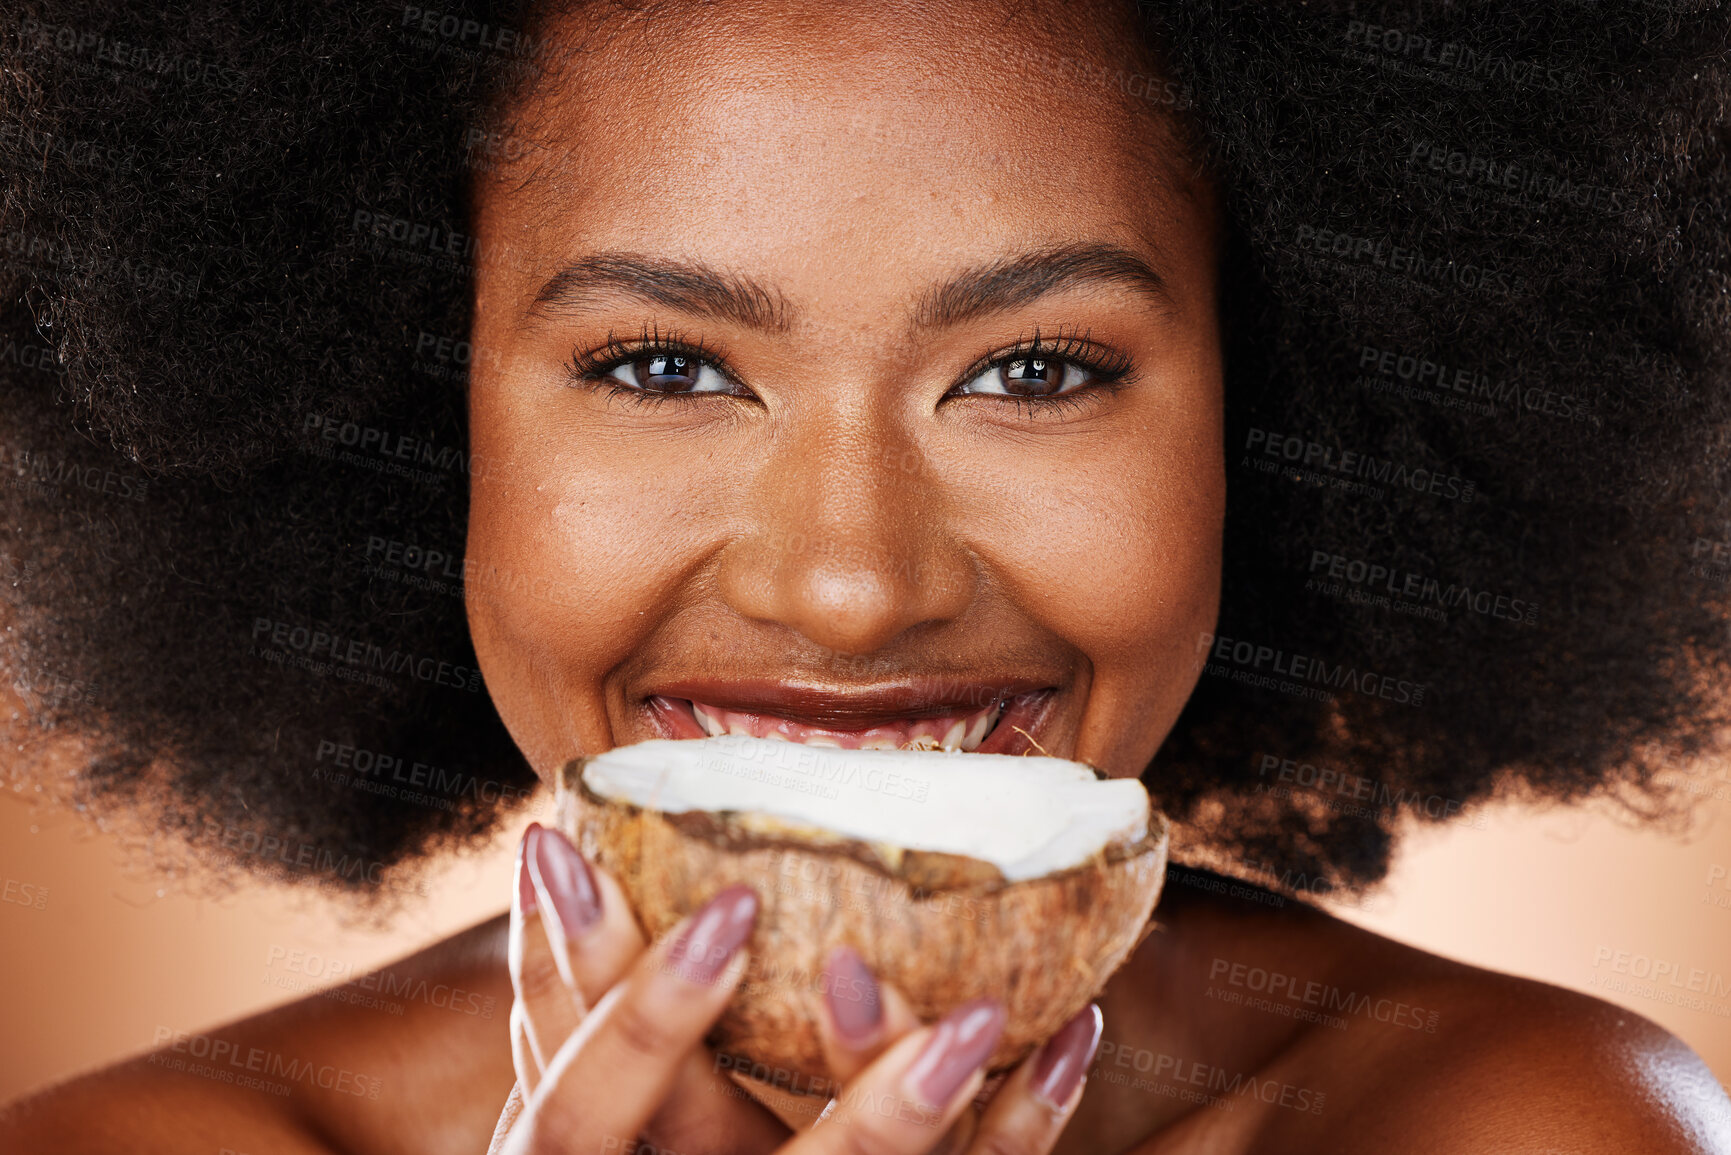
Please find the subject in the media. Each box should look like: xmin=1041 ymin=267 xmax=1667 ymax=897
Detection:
xmin=475 ymin=0 xmax=1205 ymax=314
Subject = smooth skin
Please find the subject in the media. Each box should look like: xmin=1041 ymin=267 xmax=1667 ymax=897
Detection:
xmin=3 ymin=0 xmax=1729 ymax=1152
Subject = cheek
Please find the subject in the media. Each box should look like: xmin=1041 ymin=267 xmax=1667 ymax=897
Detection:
xmin=991 ymin=447 xmax=1223 ymax=669
xmin=463 ymin=400 xmax=718 ymax=695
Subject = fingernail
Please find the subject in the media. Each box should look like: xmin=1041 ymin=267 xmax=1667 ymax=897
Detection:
xmin=905 ymin=999 xmax=1006 ymax=1107
xmin=665 ymin=884 xmax=758 ymax=986
xmin=515 ymin=826 xmax=539 ymax=916
xmin=1030 ymin=1003 xmax=1102 ymax=1112
xmin=823 ymin=944 xmax=882 ymax=1045
xmin=528 ymin=824 xmax=603 ymax=937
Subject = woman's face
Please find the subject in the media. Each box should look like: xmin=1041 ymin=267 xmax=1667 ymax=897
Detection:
xmin=465 ymin=0 xmax=1224 ymax=784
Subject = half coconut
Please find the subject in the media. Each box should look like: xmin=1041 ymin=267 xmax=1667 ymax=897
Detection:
xmin=555 ymin=733 xmax=1167 ymax=1089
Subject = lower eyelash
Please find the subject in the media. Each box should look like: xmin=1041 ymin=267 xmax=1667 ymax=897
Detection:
xmin=998 ymin=381 xmax=1123 ymax=420
xmin=564 ymin=325 xmax=736 ymax=408
xmin=586 ymin=379 xmax=683 ymax=411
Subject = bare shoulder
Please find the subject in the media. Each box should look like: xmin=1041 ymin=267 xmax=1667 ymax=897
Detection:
xmin=1270 ymin=917 xmax=1731 ymax=1154
xmin=1117 ymin=882 xmax=1730 ymax=1155
xmin=1 ymin=911 xmax=515 ymax=1155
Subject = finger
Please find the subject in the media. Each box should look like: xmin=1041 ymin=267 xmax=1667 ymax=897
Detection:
xmin=791 ymin=998 xmax=1007 ymax=1155
xmin=525 ymin=824 xmax=646 ymax=1002
xmin=509 ymin=827 xmax=579 ymax=1080
xmin=522 ymin=833 xmax=790 ymax=1154
xmin=513 ymin=823 xmax=648 ymax=1080
xmin=642 ymin=1044 xmax=794 ymax=1155
xmin=488 ymin=1081 xmax=529 ymax=1155
xmin=965 ymin=1003 xmax=1102 ymax=1155
xmin=813 ymin=944 xmax=922 ymax=1084
xmin=510 ymin=998 xmax=540 ymax=1095
xmin=516 ymin=884 xmax=766 ymax=1154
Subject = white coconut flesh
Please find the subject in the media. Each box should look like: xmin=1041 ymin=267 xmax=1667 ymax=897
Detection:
xmin=579 ymin=734 xmax=1152 ymax=883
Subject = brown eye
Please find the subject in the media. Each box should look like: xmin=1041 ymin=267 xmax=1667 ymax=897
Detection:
xmin=605 ymin=353 xmax=731 ymax=394
xmin=999 ymin=357 xmax=1067 ymax=396
xmin=956 ymin=355 xmax=1092 ymax=398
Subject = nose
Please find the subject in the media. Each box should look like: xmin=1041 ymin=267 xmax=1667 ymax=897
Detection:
xmin=714 ymin=412 xmax=976 ymax=655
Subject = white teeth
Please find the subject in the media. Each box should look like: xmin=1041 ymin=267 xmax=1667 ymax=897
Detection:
xmin=939 ymin=720 xmax=966 ymax=752
xmin=960 ymin=711 xmax=990 ymax=751
xmin=691 ymin=701 xmax=725 ymax=738
xmin=687 ymin=697 xmax=1014 ymax=752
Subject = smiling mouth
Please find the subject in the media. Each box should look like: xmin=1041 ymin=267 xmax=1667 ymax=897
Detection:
xmin=689 ymin=696 xmax=1001 ymax=750
xmin=643 ymin=686 xmax=1056 ymax=756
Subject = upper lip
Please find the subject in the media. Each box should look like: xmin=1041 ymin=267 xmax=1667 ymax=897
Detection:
xmin=647 ymin=676 xmax=1055 ymax=729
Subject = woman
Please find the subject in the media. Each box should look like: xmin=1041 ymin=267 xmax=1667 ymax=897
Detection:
xmin=2 ymin=0 xmax=1730 ymax=1150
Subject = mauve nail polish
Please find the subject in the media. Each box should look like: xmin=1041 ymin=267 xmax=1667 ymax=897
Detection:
xmin=665 ymin=884 xmax=758 ymax=986
xmin=906 ymin=998 xmax=1007 ymax=1108
xmin=823 ymin=944 xmax=882 ymax=1044
xmin=1030 ymin=1003 xmax=1103 ymax=1111
xmin=528 ymin=825 xmax=602 ymax=937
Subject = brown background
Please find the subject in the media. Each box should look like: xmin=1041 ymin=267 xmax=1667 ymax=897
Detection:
xmin=5 ymin=773 xmax=1731 ymax=1104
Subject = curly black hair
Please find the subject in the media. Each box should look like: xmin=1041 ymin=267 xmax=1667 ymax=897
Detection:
xmin=2 ymin=0 xmax=1728 ymax=902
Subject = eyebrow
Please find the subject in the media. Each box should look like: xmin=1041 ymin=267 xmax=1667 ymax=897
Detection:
xmin=530 ymin=252 xmax=792 ymax=331
xmin=526 ymin=241 xmax=1172 ymax=332
xmin=911 ymin=242 xmax=1174 ymax=330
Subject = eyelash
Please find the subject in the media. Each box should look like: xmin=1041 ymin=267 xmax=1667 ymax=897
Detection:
xmin=952 ymin=326 xmax=1133 ymax=419
xmin=565 ymin=324 xmax=733 ymax=413
xmin=562 ymin=323 xmax=1134 ymax=418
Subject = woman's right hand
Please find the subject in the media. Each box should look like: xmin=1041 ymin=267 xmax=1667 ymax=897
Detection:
xmin=488 ymin=822 xmax=1103 ymax=1155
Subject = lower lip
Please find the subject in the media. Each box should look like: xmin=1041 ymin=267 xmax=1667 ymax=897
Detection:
xmin=641 ymin=690 xmax=1060 ymax=757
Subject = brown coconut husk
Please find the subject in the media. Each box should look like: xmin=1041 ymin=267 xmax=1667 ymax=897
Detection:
xmin=556 ymin=756 xmax=1169 ymax=1090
